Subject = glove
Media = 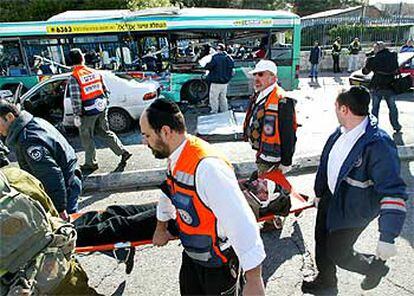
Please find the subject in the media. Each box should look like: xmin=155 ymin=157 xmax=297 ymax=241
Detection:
xmin=376 ymin=240 xmax=397 ymax=261
xmin=74 ymin=116 xmax=81 ymax=128
xmin=313 ymin=197 xmax=320 ymax=208
xmin=279 ymin=165 xmax=292 ymax=174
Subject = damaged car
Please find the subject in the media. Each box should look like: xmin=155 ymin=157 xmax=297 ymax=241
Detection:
xmin=16 ymin=71 xmax=161 ymax=133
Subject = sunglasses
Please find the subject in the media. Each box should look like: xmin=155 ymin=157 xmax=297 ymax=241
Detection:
xmin=253 ymin=72 xmax=265 ymax=77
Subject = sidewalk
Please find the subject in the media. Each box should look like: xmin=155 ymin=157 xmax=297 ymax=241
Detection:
xmin=78 ymin=74 xmax=414 ymax=192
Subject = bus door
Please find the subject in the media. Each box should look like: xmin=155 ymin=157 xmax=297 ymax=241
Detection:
xmin=269 ymin=29 xmax=295 ymax=90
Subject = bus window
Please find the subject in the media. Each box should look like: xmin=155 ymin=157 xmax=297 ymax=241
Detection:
xmin=23 ymin=39 xmax=65 ymax=73
xmin=225 ymin=30 xmax=270 ymax=65
xmin=0 ymin=40 xmax=27 ymax=77
xmin=169 ymin=31 xmax=220 ymax=72
xmin=72 ymin=35 xmax=120 ymax=70
xmin=136 ymin=35 xmax=169 ymax=72
xmin=270 ymin=30 xmax=293 ymax=66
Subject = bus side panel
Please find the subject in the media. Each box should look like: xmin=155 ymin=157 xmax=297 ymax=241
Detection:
xmin=0 ymin=76 xmax=39 ymax=92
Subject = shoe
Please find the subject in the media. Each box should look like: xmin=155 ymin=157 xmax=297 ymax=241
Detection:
xmin=301 ymin=275 xmax=338 ymax=293
xmin=125 ymin=247 xmax=136 ymax=274
xmin=120 ymin=151 xmax=132 ymax=164
xmin=80 ymin=163 xmax=99 ymax=171
xmin=361 ymin=259 xmax=389 ymax=290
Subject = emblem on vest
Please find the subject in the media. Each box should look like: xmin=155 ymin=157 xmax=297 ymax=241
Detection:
xmin=95 ymin=98 xmax=107 ymax=112
xmin=354 ymin=155 xmax=363 ymax=168
xmin=263 ymin=115 xmax=276 ymax=136
xmin=178 ymin=209 xmax=193 ymax=225
xmin=27 ymin=146 xmax=44 ymax=161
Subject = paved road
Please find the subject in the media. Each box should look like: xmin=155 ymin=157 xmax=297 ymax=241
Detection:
xmin=52 ymin=73 xmax=414 ymax=176
xmin=77 ymin=159 xmax=414 ymax=296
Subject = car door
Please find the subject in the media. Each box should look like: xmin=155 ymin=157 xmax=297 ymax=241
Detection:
xmin=20 ymin=77 xmax=66 ymax=122
xmin=63 ymin=80 xmax=74 ymax=127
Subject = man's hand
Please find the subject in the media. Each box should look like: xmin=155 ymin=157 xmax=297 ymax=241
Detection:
xmin=74 ymin=116 xmax=81 ymax=128
xmin=59 ymin=210 xmax=69 ymax=221
xmin=376 ymin=241 xmax=397 ymax=261
xmin=313 ymin=197 xmax=321 ymax=208
xmin=243 ymin=265 xmax=265 ymax=296
xmin=152 ymin=221 xmax=173 ymax=246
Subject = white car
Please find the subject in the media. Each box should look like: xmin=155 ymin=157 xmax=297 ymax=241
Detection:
xmin=18 ymin=71 xmax=161 ymax=133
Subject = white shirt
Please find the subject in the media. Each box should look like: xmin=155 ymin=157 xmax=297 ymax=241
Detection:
xmin=256 ymin=82 xmax=277 ymax=104
xmin=327 ymin=117 xmax=368 ymax=194
xmin=157 ymin=138 xmax=266 ymax=271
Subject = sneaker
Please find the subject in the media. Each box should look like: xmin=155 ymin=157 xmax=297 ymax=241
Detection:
xmin=80 ymin=163 xmax=99 ymax=171
xmin=360 ymin=259 xmax=389 ymax=290
xmin=302 ymin=275 xmax=338 ymax=293
xmin=120 ymin=151 xmax=132 ymax=164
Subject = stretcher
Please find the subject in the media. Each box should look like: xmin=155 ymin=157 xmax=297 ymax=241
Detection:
xmin=71 ymin=171 xmax=314 ymax=254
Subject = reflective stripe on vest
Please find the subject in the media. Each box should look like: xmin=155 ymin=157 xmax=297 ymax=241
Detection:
xmin=166 ymin=136 xmax=232 ymax=267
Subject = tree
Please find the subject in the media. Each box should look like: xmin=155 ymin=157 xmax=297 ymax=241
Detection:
xmin=292 ymin=0 xmax=363 ymax=16
xmin=128 ymin=0 xmax=173 ymax=10
xmin=0 ymin=0 xmax=174 ymax=22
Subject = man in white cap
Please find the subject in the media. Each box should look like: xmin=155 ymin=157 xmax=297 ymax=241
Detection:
xmin=243 ymin=60 xmax=297 ymax=231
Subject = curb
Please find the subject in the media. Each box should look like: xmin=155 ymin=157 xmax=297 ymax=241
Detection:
xmin=83 ymin=144 xmax=414 ymax=193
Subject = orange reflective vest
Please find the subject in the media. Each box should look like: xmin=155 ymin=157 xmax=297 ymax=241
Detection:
xmin=72 ymin=65 xmax=106 ymax=115
xmin=243 ymin=85 xmax=297 ymax=165
xmin=166 ymin=136 xmax=231 ymax=267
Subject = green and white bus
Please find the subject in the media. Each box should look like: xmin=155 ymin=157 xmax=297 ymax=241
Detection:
xmin=0 ymin=7 xmax=301 ymax=104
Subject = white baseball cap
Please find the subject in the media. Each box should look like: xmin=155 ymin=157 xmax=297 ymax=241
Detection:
xmin=248 ymin=60 xmax=278 ymax=76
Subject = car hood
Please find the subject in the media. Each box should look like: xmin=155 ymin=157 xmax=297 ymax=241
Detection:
xmin=351 ymin=52 xmax=414 ymax=81
xmin=398 ymin=52 xmax=414 ymax=66
xmin=99 ymin=71 xmax=159 ymax=93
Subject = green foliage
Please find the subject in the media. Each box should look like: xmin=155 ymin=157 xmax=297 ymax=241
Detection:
xmin=302 ymin=23 xmax=411 ymax=49
xmin=293 ymin=0 xmax=363 ymax=16
xmin=0 ymin=0 xmax=175 ymax=22
xmin=128 ymin=0 xmax=173 ymax=10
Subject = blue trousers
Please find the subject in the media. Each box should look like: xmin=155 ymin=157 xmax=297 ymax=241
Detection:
xmin=310 ymin=63 xmax=319 ymax=78
xmin=371 ymin=89 xmax=401 ymax=131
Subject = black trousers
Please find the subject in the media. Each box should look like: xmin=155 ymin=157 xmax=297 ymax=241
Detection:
xmin=332 ymin=55 xmax=340 ymax=73
xmin=74 ymin=203 xmax=178 ymax=247
xmin=315 ymin=194 xmax=375 ymax=280
xmin=179 ymin=251 xmax=241 ymax=296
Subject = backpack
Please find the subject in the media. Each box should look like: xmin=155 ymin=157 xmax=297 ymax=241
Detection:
xmin=0 ymin=172 xmax=76 ymax=295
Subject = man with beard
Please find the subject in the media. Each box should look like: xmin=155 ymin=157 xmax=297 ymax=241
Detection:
xmin=140 ymin=99 xmax=266 ymax=296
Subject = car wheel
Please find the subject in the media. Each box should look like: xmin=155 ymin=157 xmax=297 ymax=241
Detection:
xmin=108 ymin=108 xmax=131 ymax=133
xmin=182 ymin=80 xmax=209 ymax=105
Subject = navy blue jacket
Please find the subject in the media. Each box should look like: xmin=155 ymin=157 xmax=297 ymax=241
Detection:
xmin=309 ymin=46 xmax=322 ymax=64
xmin=205 ymin=52 xmax=234 ymax=84
xmin=6 ymin=111 xmax=79 ymax=212
xmin=315 ymin=116 xmax=407 ymax=243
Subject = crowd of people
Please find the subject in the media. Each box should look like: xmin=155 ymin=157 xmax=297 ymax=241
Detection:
xmin=308 ymin=37 xmax=413 ymax=78
xmin=0 ymin=42 xmax=409 ymax=296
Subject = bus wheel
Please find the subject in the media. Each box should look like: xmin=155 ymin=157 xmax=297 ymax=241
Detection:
xmin=182 ymin=80 xmax=209 ymax=105
xmin=108 ymin=108 xmax=131 ymax=133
